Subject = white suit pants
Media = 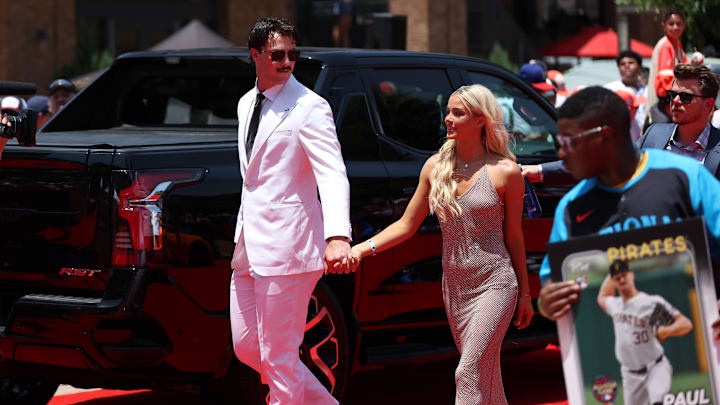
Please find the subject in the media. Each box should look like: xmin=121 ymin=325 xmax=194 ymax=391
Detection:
xmin=230 ymin=263 xmax=337 ymax=405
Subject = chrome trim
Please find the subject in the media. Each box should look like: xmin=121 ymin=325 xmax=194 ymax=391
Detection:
xmin=19 ymin=294 xmax=102 ymax=305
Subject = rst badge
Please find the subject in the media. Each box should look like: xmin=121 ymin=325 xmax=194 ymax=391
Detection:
xmin=59 ymin=268 xmax=102 ymax=277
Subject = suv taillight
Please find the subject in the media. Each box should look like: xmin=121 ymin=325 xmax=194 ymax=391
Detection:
xmin=112 ymin=169 xmax=205 ymax=267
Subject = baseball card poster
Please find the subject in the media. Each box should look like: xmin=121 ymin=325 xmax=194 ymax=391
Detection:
xmin=547 ymin=217 xmax=720 ymax=405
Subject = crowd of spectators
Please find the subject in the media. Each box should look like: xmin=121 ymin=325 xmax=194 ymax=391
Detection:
xmin=0 ymin=78 xmax=77 ymax=130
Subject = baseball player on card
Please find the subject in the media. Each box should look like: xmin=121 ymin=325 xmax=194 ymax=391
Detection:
xmin=597 ymin=259 xmax=693 ymax=405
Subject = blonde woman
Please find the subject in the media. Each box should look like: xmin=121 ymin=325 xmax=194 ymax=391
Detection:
xmin=348 ymin=84 xmax=533 ymax=404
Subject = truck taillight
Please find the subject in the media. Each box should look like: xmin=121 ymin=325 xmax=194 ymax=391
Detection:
xmin=112 ymin=169 xmax=205 ymax=267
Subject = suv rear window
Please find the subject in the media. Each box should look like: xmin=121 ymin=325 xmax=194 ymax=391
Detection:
xmin=44 ymin=57 xmax=323 ymax=132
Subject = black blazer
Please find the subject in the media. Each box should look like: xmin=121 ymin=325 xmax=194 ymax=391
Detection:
xmin=540 ymin=123 xmax=720 ymax=185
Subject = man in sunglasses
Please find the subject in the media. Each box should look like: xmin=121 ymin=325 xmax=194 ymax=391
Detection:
xmin=523 ymin=64 xmax=720 ymax=184
xmin=533 ymin=86 xmax=720 ymax=322
xmin=230 ymin=17 xmax=351 ymax=405
xmin=635 ymin=63 xmax=720 ymax=178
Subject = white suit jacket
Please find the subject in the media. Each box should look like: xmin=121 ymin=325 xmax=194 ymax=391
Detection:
xmin=233 ymin=75 xmax=351 ymax=276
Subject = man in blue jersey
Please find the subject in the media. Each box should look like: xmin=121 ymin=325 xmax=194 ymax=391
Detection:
xmin=537 ymin=86 xmax=720 ymax=321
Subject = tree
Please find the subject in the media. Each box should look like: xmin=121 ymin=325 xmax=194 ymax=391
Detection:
xmin=617 ymin=0 xmax=720 ymax=55
xmin=56 ymin=20 xmax=113 ymax=80
xmin=489 ymin=42 xmax=518 ymax=74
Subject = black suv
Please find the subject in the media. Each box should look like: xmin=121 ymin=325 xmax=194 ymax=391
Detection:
xmin=0 ymin=48 xmax=566 ymax=404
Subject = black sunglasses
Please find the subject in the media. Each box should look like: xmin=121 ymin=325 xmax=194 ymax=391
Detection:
xmin=258 ymin=49 xmax=300 ymax=62
xmin=666 ymin=89 xmax=712 ymax=105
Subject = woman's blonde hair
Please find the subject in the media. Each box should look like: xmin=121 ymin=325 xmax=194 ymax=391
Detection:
xmin=429 ymin=84 xmax=515 ymax=219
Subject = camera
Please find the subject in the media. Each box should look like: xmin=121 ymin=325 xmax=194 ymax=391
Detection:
xmin=1 ymin=110 xmax=37 ymax=146
xmin=0 ymin=80 xmax=39 ymax=147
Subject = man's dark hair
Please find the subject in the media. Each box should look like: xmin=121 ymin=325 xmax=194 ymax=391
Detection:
xmin=557 ymin=86 xmax=631 ymax=140
xmin=675 ymin=63 xmax=720 ymax=99
xmin=616 ymin=50 xmax=641 ymax=66
xmin=247 ymin=17 xmax=298 ymax=50
xmin=662 ymin=8 xmax=686 ymax=22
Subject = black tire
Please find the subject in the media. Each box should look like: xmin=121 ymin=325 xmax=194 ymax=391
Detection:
xmin=205 ymin=281 xmax=351 ymax=404
xmin=302 ymin=281 xmax=350 ymax=400
xmin=0 ymin=378 xmax=58 ymax=405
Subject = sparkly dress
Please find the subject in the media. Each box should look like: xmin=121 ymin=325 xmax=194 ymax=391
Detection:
xmin=438 ymin=165 xmax=518 ymax=405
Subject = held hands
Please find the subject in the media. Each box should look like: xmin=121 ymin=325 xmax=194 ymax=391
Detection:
xmin=324 ymin=238 xmax=359 ymax=274
xmin=538 ymin=280 xmax=580 ymax=320
xmin=514 ymin=295 xmax=534 ymax=329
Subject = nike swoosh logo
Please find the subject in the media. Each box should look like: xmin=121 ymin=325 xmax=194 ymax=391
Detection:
xmin=576 ymin=209 xmax=595 ymax=223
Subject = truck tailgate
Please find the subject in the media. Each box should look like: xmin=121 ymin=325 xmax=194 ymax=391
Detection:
xmin=0 ymin=147 xmax=112 ymax=298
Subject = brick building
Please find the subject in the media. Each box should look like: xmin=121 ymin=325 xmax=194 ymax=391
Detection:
xmin=0 ymin=0 xmax=663 ymax=94
xmin=0 ymin=0 xmax=76 ymax=92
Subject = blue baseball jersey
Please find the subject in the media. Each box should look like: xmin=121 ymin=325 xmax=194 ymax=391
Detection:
xmin=539 ymin=149 xmax=720 ymax=283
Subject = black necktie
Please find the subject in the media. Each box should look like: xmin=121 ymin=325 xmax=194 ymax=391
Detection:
xmin=246 ymin=93 xmax=265 ymax=160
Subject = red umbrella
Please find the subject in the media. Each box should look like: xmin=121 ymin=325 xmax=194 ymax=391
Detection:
xmin=540 ymin=25 xmax=654 ymax=58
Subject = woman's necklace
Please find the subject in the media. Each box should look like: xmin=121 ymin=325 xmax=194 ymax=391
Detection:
xmin=454 ymin=157 xmax=484 ymax=176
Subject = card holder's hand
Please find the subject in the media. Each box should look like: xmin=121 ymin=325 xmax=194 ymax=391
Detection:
xmin=538 ymin=280 xmax=580 ymax=321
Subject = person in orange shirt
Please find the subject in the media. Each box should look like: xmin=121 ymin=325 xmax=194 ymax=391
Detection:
xmin=647 ymin=9 xmax=696 ymax=125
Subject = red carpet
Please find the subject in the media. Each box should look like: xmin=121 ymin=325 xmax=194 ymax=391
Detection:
xmin=503 ymin=344 xmax=569 ymax=404
xmin=49 ymin=390 xmax=151 ymax=405
xmin=49 ymin=345 xmax=569 ymax=404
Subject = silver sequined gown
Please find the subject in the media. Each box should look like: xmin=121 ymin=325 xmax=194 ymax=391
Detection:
xmin=437 ymin=165 xmax=518 ymax=405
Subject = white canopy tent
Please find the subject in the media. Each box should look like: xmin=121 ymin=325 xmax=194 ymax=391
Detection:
xmin=150 ymin=19 xmax=235 ymax=50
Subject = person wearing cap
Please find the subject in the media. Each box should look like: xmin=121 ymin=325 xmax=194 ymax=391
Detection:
xmin=518 ymin=60 xmax=557 ymax=107
xmin=522 ymin=64 xmax=720 ymax=185
xmin=546 ymin=69 xmax=569 ymax=107
xmin=613 ymin=89 xmax=645 ymax=129
xmin=0 ymin=96 xmax=27 ymax=115
xmin=597 ymin=259 xmax=691 ymax=405
xmin=0 ymin=96 xmax=27 ymax=159
xmin=26 ymin=95 xmax=50 ymax=128
xmin=48 ymin=78 xmax=77 ymax=116
xmin=604 ymin=50 xmax=648 ymax=142
xmin=535 ymin=86 xmax=720 ymax=325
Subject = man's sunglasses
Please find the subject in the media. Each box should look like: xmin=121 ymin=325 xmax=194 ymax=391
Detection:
xmin=258 ymin=49 xmax=301 ymax=62
xmin=556 ymin=125 xmax=606 ymax=152
xmin=666 ymin=90 xmax=712 ymax=105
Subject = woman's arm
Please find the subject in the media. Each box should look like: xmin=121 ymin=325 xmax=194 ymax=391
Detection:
xmin=351 ymin=155 xmax=435 ymax=259
xmin=499 ymin=160 xmax=533 ymax=329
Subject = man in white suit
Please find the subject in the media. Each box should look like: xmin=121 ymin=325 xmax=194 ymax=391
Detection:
xmin=231 ymin=17 xmax=352 ymax=405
